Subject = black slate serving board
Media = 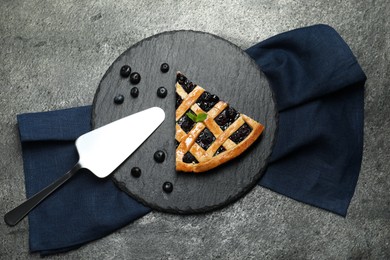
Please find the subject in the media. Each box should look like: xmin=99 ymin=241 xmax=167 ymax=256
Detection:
xmin=92 ymin=30 xmax=278 ymax=214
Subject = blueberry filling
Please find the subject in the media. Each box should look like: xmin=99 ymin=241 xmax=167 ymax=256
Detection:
xmin=183 ymin=82 xmax=195 ymax=93
xmin=229 ymin=123 xmax=252 ymax=144
xmin=195 ymin=128 xmax=215 ymax=150
xmin=176 ymin=73 xmax=195 ymax=93
xmin=176 ymin=93 xmax=183 ymax=109
xmin=215 ymin=106 xmax=240 ymax=130
xmin=183 ymin=152 xmax=198 ymax=164
xmin=196 ymin=91 xmax=219 ymax=112
xmin=175 ymin=140 xmax=179 ymax=149
xmin=176 ymin=73 xmax=187 ymax=85
xmin=177 ymin=111 xmax=196 ymax=133
xmin=214 ymin=146 xmax=226 ymax=156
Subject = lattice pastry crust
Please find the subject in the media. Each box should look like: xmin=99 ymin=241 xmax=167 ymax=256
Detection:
xmin=175 ymin=72 xmax=264 ymax=173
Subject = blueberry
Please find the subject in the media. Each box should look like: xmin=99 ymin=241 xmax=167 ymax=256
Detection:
xmin=157 ymin=86 xmax=167 ymax=98
xmin=131 ymin=167 xmax=141 ymax=178
xmin=160 ymin=63 xmax=169 ymax=73
xmin=114 ymin=94 xmax=124 ymax=104
xmin=130 ymin=87 xmax=139 ymax=98
xmin=130 ymin=72 xmax=141 ymax=84
xmin=162 ymin=182 xmax=173 ymax=193
xmin=154 ymin=150 xmax=165 ymax=163
xmin=120 ymin=65 xmax=131 ymax=77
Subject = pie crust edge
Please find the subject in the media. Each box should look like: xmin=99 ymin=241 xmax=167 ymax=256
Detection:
xmin=176 ymin=115 xmax=264 ymax=172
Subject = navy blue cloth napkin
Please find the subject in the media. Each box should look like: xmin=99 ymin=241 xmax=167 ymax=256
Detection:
xmin=247 ymin=24 xmax=365 ymax=215
xmin=16 ymin=24 xmax=365 ymax=255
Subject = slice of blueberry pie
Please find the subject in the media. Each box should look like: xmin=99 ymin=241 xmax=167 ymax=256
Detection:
xmin=175 ymin=72 xmax=264 ymax=173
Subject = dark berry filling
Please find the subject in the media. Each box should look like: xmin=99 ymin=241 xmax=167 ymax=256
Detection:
xmin=176 ymin=73 xmax=195 ymax=93
xmin=177 ymin=111 xmax=196 ymax=133
xmin=175 ymin=140 xmax=179 ymax=149
xmin=214 ymin=146 xmax=226 ymax=156
xmin=195 ymin=128 xmax=215 ymax=150
xmin=183 ymin=152 xmax=198 ymax=164
xmin=229 ymin=123 xmax=252 ymax=144
xmin=176 ymin=73 xmax=187 ymax=85
xmin=183 ymin=82 xmax=195 ymax=93
xmin=196 ymin=91 xmax=219 ymax=112
xmin=215 ymin=106 xmax=240 ymax=130
xmin=176 ymin=93 xmax=183 ymax=109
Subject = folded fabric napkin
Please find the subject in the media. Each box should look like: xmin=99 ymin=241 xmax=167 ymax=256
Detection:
xmin=15 ymin=24 xmax=366 ymax=255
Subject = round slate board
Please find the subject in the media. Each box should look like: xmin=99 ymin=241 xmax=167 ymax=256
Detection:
xmin=92 ymin=30 xmax=278 ymax=214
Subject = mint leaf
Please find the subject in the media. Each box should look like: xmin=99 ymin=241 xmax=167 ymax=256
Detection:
xmin=186 ymin=111 xmax=197 ymax=122
xmin=196 ymin=113 xmax=207 ymax=122
xmin=186 ymin=111 xmax=208 ymax=123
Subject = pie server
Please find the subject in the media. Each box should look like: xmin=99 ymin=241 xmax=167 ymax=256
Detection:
xmin=4 ymin=106 xmax=165 ymax=226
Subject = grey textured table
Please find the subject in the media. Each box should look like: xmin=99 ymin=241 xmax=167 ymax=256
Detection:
xmin=1 ymin=1 xmax=389 ymax=259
